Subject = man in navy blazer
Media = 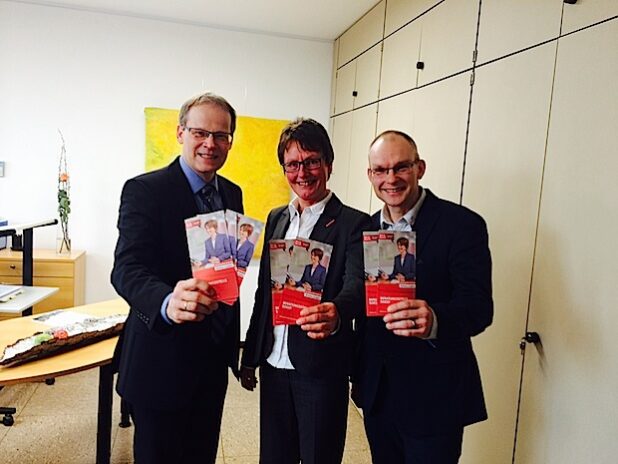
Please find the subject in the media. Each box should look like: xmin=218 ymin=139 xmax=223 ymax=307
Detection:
xmin=203 ymin=219 xmax=232 ymax=264
xmin=236 ymin=222 xmax=255 ymax=269
xmin=111 ymin=93 xmax=242 ymax=464
xmin=354 ymin=130 xmax=493 ymax=463
xmin=297 ymin=247 xmax=327 ymax=291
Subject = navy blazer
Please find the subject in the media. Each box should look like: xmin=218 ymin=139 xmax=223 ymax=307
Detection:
xmin=111 ymin=157 xmax=243 ymax=411
xmin=298 ymin=263 xmax=327 ymax=291
xmin=204 ymin=233 xmax=232 ymax=263
xmin=389 ymin=252 xmax=415 ymax=281
xmin=242 ymin=194 xmax=372 ymax=378
xmin=355 ymin=189 xmax=493 ymax=436
xmin=236 ymin=239 xmax=255 ymax=269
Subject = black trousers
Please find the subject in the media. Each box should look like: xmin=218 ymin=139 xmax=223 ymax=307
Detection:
xmin=259 ymin=363 xmax=349 ymax=464
xmin=363 ymin=370 xmax=463 ymax=464
xmin=129 ymin=359 xmax=228 ymax=464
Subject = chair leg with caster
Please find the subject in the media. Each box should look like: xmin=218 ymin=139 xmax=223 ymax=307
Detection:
xmin=1 ymin=407 xmax=16 ymax=427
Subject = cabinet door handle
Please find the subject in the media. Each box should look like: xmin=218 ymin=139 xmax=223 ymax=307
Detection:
xmin=9 ymin=264 xmax=16 ymax=270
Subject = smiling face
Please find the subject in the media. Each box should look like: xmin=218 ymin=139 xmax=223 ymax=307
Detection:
xmin=368 ymin=133 xmax=426 ymax=216
xmin=177 ymin=103 xmax=232 ymax=181
xmin=283 ymin=141 xmax=331 ymax=210
xmin=398 ymin=244 xmax=407 ymax=256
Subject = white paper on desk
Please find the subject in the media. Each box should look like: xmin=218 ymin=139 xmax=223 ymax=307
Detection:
xmin=0 ymin=284 xmax=23 ymax=302
xmin=33 ymin=310 xmax=93 ymax=327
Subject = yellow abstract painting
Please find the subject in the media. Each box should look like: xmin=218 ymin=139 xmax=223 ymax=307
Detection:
xmin=145 ymin=107 xmax=290 ymax=257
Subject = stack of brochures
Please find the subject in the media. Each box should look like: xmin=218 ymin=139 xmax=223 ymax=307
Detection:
xmin=363 ymin=230 xmax=416 ymax=316
xmin=269 ymin=238 xmax=333 ymax=325
xmin=0 ymin=284 xmax=23 ymax=303
xmin=185 ymin=210 xmax=264 ymax=305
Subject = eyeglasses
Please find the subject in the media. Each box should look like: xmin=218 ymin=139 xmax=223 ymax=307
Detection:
xmin=282 ymin=157 xmax=323 ymax=173
xmin=369 ymin=160 xmax=419 ymax=178
xmin=184 ymin=127 xmax=233 ymax=144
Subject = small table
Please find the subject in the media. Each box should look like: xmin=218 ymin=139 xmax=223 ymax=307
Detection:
xmin=0 ymin=298 xmax=129 ymax=464
xmin=0 ymin=286 xmax=59 ymax=319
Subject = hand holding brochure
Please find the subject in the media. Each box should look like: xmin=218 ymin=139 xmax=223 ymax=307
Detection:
xmin=363 ymin=230 xmax=416 ymax=316
xmin=272 ymin=238 xmax=333 ymax=325
xmin=185 ymin=210 xmax=264 ymax=306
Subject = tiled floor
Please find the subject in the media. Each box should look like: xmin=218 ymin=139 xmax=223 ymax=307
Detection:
xmin=0 ymin=368 xmax=372 ymax=463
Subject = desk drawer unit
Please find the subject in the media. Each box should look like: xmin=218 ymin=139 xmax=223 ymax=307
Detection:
xmin=0 ymin=249 xmax=85 ymax=316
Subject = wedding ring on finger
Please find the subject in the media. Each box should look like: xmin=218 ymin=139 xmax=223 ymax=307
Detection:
xmin=183 ymin=301 xmax=188 ymax=311
xmin=411 ymin=319 xmax=417 ymax=328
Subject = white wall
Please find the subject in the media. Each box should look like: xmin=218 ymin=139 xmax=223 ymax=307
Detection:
xmin=0 ymin=1 xmax=332 ymax=334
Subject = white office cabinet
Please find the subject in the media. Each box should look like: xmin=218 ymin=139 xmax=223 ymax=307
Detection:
xmin=416 ymin=0 xmax=478 ymax=86
xmin=515 ymin=20 xmax=618 ymax=464
xmin=334 ymin=43 xmax=382 ymax=115
xmin=476 ymin=0 xmax=563 ymax=65
xmin=338 ymin=0 xmax=385 ymax=66
xmin=376 ymin=91 xmax=415 ymax=136
xmin=384 ymin=0 xmax=439 ymax=36
xmin=561 ymin=0 xmax=618 ymax=34
xmin=380 ymin=20 xmax=422 ymax=98
xmin=330 ymin=38 xmax=340 ymax=115
xmin=412 ymin=73 xmax=471 ymax=203
xmin=330 ymin=113 xmax=353 ymax=201
xmin=334 ymin=61 xmax=356 ymax=114
xmin=353 ymin=44 xmax=382 ymax=109
xmin=459 ymin=43 xmax=557 ymax=464
xmin=346 ymin=104 xmax=377 ymax=213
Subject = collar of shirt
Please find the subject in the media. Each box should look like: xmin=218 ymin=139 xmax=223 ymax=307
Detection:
xmin=285 ymin=191 xmax=333 ymax=240
xmin=179 ymin=156 xmax=219 ymax=194
xmin=380 ymin=187 xmax=427 ymax=231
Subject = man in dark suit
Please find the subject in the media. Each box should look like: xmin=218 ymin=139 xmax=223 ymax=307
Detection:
xmin=204 ymin=219 xmax=232 ymax=264
xmin=354 ymin=130 xmax=493 ymax=464
xmin=296 ymin=247 xmax=327 ymax=291
xmin=236 ymin=222 xmax=255 ymax=269
xmin=239 ymin=118 xmax=371 ymax=464
xmin=111 ymin=92 xmax=243 ymax=464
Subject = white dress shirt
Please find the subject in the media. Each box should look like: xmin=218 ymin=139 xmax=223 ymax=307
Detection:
xmin=267 ymin=192 xmax=333 ymax=369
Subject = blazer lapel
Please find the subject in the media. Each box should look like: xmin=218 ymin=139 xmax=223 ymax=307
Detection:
xmin=310 ymin=194 xmax=343 ymax=243
xmin=167 ymin=157 xmax=200 ymax=220
xmin=272 ymin=206 xmax=291 ymax=240
xmin=414 ymin=189 xmax=441 ymax=258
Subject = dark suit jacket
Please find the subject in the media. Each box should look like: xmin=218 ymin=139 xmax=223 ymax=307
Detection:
xmin=298 ymin=263 xmax=327 ymax=291
xmin=355 ymin=189 xmax=493 ymax=436
xmin=389 ymin=252 xmax=415 ymax=281
xmin=204 ymin=233 xmax=232 ymax=263
xmin=242 ymin=194 xmax=372 ymax=379
xmin=111 ymin=157 xmax=243 ymax=411
xmin=236 ymin=239 xmax=254 ymax=268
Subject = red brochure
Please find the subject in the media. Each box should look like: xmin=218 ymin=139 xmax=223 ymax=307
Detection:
xmin=268 ymin=239 xmax=291 ymax=325
xmin=275 ymin=238 xmax=333 ymax=325
xmin=363 ymin=232 xmax=380 ymax=316
xmin=186 ymin=211 xmax=239 ymax=305
xmin=376 ymin=231 xmax=416 ymax=315
xmin=235 ymin=214 xmax=264 ymax=287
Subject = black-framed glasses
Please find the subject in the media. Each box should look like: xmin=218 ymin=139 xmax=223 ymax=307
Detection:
xmin=369 ymin=160 xmax=419 ymax=178
xmin=184 ymin=126 xmax=233 ymax=144
xmin=282 ymin=157 xmax=323 ymax=173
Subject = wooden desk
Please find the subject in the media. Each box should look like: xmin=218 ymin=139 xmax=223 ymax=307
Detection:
xmin=0 ymin=298 xmax=129 ymax=464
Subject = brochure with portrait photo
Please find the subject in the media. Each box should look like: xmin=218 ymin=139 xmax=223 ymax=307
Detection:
xmin=186 ymin=210 xmax=238 ymax=305
xmin=268 ymin=239 xmax=293 ymax=326
xmin=276 ymin=238 xmax=333 ymax=325
xmin=376 ymin=230 xmax=416 ymax=315
xmin=363 ymin=231 xmax=380 ymax=316
xmin=235 ymin=214 xmax=264 ymax=286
